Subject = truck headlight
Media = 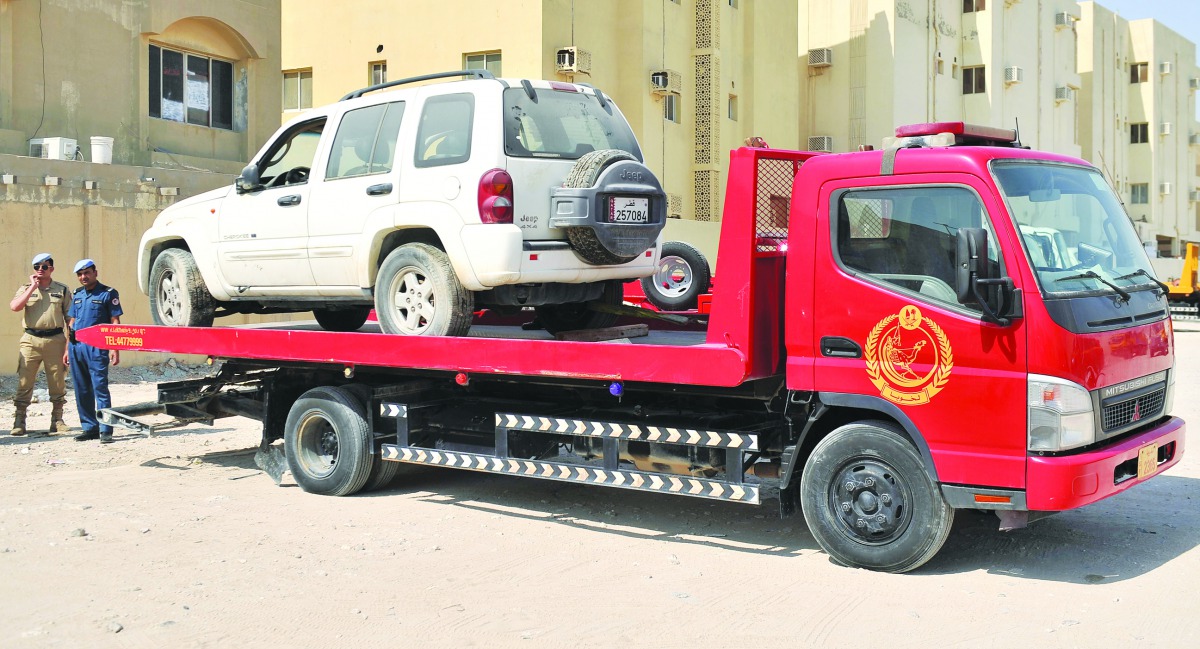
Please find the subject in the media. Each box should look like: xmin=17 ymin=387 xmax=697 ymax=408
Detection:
xmin=1028 ymin=375 xmax=1095 ymax=452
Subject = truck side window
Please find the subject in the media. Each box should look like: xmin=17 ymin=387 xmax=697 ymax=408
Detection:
xmin=836 ymin=187 xmax=992 ymax=310
xmin=259 ymin=119 xmax=326 ymax=188
xmin=326 ymin=101 xmax=405 ymax=180
xmin=414 ymin=93 xmax=474 ymax=168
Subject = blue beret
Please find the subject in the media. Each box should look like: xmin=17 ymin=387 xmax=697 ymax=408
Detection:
xmin=73 ymin=259 xmax=96 ymax=273
xmin=32 ymin=253 xmax=52 ymax=265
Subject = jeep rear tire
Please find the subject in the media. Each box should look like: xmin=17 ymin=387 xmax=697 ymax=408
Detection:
xmin=313 ymin=307 xmax=371 ymax=332
xmin=149 ymin=248 xmax=216 ymax=327
xmin=375 ymin=243 xmax=473 ymax=337
xmin=535 ymin=280 xmax=622 ymax=335
xmin=563 ymin=149 xmax=640 ymax=265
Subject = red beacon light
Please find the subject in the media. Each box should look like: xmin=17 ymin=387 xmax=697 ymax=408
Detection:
xmin=888 ymin=122 xmax=1021 ymax=149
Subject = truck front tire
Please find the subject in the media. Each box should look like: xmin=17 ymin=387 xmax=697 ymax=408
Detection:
xmin=149 ymin=248 xmax=216 ymax=327
xmin=375 ymin=243 xmax=473 ymax=337
xmin=799 ymin=421 xmax=954 ymax=573
xmin=284 ymin=386 xmax=374 ymax=496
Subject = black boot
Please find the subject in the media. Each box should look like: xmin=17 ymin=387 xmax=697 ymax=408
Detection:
xmin=99 ymin=432 xmax=114 ymax=444
xmin=74 ymin=430 xmax=100 ymax=441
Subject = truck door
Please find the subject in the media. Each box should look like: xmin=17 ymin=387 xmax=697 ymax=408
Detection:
xmin=306 ymin=102 xmax=405 ymax=289
xmin=217 ymin=119 xmax=324 ymax=290
xmin=813 ymin=180 xmax=1029 ymax=489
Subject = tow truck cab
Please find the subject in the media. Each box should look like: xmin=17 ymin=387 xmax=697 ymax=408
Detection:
xmin=787 ymin=122 xmax=1181 ymax=521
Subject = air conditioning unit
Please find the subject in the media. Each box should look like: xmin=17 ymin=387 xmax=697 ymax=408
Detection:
xmin=1054 ymin=12 xmax=1077 ymax=28
xmin=1161 ymin=61 xmax=1173 ymax=75
xmin=807 ymin=135 xmax=834 ymax=152
xmin=28 ymin=137 xmax=78 ymax=161
xmin=1004 ymin=66 xmax=1024 ymax=84
xmin=1160 ymin=182 xmax=1173 ymax=195
xmin=1190 ymin=190 xmax=1200 ymax=202
xmin=1161 ymin=122 xmax=1173 ymax=136
xmin=1054 ymin=86 xmax=1074 ymax=102
xmin=555 ymin=47 xmax=592 ymax=75
xmin=1190 ymin=77 xmax=1200 ymax=90
xmin=1190 ymin=133 xmax=1200 ymax=146
xmin=649 ymin=69 xmax=681 ymax=95
xmin=808 ymin=48 xmax=833 ymax=68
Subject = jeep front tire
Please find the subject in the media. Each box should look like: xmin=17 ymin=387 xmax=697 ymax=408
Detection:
xmin=149 ymin=248 xmax=216 ymax=327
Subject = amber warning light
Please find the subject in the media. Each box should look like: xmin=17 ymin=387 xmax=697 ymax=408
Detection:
xmin=888 ymin=122 xmax=1019 ymax=148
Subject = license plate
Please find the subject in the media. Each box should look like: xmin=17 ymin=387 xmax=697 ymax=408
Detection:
xmin=1137 ymin=444 xmax=1158 ymax=478
xmin=609 ymin=197 xmax=649 ymax=223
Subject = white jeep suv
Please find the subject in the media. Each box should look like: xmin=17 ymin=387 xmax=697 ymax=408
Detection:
xmin=138 ymin=70 xmax=666 ymax=336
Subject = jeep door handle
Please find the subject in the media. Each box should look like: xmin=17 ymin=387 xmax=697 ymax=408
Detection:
xmin=366 ymin=183 xmax=393 ymax=196
xmin=820 ymin=336 xmax=862 ymax=358
xmin=277 ymin=195 xmax=301 ymax=207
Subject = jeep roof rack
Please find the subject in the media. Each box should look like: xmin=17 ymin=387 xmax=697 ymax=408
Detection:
xmin=340 ymin=69 xmax=496 ymax=101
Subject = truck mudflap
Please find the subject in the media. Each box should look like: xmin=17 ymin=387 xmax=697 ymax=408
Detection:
xmin=379 ymin=406 xmax=763 ymax=505
xmin=1026 ymin=415 xmax=1184 ymax=511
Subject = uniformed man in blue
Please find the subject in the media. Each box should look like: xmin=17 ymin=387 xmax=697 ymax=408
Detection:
xmin=65 ymin=259 xmax=123 ymax=443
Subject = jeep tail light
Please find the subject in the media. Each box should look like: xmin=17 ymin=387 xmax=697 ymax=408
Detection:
xmin=478 ymin=169 xmax=514 ymax=224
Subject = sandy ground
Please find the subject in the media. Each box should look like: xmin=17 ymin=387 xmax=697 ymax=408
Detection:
xmin=1 ymin=330 xmax=1199 ymax=649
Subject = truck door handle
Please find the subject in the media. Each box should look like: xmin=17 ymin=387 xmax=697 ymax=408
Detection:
xmin=366 ymin=183 xmax=393 ymax=196
xmin=821 ymin=336 xmax=862 ymax=358
xmin=277 ymin=195 xmax=301 ymax=206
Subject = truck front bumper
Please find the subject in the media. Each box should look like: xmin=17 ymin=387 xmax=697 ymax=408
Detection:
xmin=1026 ymin=415 xmax=1185 ymax=511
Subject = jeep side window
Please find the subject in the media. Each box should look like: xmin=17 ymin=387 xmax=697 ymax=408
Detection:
xmin=326 ymin=101 xmax=405 ymax=180
xmin=835 ymin=186 xmax=998 ymax=310
xmin=414 ymin=93 xmax=474 ymax=168
xmin=260 ymin=120 xmax=325 ymax=188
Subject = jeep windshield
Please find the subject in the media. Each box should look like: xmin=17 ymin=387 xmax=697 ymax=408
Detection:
xmin=992 ymin=161 xmax=1158 ymax=298
xmin=503 ymin=87 xmax=642 ymax=160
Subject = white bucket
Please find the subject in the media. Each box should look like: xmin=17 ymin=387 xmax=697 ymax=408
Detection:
xmin=90 ymin=136 xmax=114 ymax=164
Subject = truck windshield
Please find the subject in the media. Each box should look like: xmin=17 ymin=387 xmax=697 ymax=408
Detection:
xmin=503 ymin=87 xmax=642 ymax=161
xmin=992 ymin=161 xmax=1157 ymax=298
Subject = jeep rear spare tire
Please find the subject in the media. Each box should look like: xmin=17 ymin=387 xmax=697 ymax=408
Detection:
xmin=375 ymin=243 xmax=473 ymax=337
xmin=149 ymin=248 xmax=216 ymax=327
xmin=555 ymin=149 xmax=667 ymax=266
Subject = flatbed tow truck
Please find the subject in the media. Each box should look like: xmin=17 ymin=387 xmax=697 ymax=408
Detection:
xmin=90 ymin=125 xmax=1184 ymax=572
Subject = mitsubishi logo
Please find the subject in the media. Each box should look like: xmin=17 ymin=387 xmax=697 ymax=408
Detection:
xmin=1131 ymin=401 xmax=1141 ymax=422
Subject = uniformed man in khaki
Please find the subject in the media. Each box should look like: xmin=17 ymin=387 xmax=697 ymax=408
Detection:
xmin=9 ymin=253 xmax=71 ymax=436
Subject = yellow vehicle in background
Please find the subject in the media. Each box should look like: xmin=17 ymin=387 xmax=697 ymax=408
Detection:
xmin=1168 ymin=242 xmax=1200 ymax=320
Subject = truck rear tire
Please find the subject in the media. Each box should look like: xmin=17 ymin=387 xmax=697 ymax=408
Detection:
xmin=535 ymin=280 xmax=622 ymax=335
xmin=284 ymin=386 xmax=374 ymax=496
xmin=563 ymin=149 xmax=641 ymax=265
xmin=375 ymin=243 xmax=473 ymax=336
xmin=313 ymin=307 xmax=371 ymax=332
xmin=640 ymin=241 xmax=711 ymax=310
xmin=799 ymin=421 xmax=954 ymax=573
xmin=149 ymin=248 xmax=215 ymax=327
xmin=342 ymin=383 xmax=402 ymax=492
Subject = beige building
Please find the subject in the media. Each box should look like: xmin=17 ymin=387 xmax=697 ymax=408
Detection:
xmin=1077 ymin=2 xmax=1200 ymax=257
xmin=799 ymin=0 xmax=1081 ymax=155
xmin=1 ymin=0 xmax=283 ymax=369
xmin=281 ymin=0 xmax=799 ymax=227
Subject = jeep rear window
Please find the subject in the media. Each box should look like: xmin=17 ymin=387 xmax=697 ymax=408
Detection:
xmin=503 ymin=87 xmax=641 ymax=160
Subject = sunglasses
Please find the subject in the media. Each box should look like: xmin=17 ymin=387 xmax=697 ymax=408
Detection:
xmin=33 ymin=263 xmax=53 ymax=271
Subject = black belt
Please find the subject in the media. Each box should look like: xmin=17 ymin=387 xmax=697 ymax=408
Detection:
xmin=25 ymin=328 xmax=65 ymax=338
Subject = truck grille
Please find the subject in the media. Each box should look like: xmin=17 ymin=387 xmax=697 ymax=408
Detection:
xmin=1101 ymin=388 xmax=1166 ymax=432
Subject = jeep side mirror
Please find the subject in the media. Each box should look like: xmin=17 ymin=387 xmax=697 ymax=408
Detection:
xmin=236 ymin=164 xmax=262 ymax=194
xmin=956 ymin=227 xmax=1018 ymax=326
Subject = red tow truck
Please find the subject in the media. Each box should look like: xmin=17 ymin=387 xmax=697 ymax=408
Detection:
xmin=90 ymin=123 xmax=1184 ymax=572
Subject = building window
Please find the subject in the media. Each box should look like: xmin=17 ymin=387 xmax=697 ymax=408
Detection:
xmin=149 ymin=44 xmax=234 ymax=130
xmin=1130 ymin=122 xmax=1149 ymax=144
xmin=963 ymin=0 xmax=985 ymax=13
xmin=728 ymin=95 xmax=738 ymax=121
xmin=962 ymin=66 xmax=986 ymax=94
xmin=370 ymin=61 xmax=387 ymax=86
xmin=664 ymin=93 xmax=680 ymax=123
xmin=1131 ymin=183 xmax=1149 ymax=204
xmin=729 ymin=0 xmax=738 ymax=7
xmin=283 ymin=70 xmax=313 ymax=111
xmin=1131 ymin=63 xmax=1149 ymax=83
xmin=464 ymin=51 xmax=502 ymax=76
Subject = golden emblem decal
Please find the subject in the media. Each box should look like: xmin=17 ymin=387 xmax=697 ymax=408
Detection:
xmin=864 ymin=305 xmax=954 ymax=406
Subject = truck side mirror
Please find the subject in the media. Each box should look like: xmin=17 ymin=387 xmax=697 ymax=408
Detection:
xmin=956 ymin=227 xmax=1017 ymax=326
xmin=236 ymin=164 xmax=262 ymax=194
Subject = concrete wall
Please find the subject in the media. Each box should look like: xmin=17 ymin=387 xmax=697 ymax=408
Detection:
xmin=0 ymin=0 xmax=280 ymax=171
xmin=0 ymin=153 xmax=296 ymax=373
